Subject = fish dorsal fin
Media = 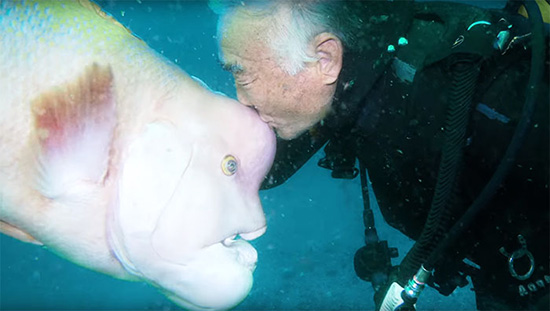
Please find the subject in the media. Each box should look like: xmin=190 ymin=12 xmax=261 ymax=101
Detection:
xmin=31 ymin=63 xmax=117 ymax=199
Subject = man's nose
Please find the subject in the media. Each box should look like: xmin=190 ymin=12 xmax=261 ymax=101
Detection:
xmin=236 ymin=92 xmax=258 ymax=113
xmin=236 ymin=91 xmax=251 ymax=107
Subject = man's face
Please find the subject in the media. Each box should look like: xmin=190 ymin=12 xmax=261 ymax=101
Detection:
xmin=219 ymin=10 xmax=336 ymax=140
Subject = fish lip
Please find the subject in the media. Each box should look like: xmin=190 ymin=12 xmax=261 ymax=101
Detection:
xmin=221 ymin=226 xmax=267 ymax=246
xmin=239 ymin=226 xmax=267 ymax=241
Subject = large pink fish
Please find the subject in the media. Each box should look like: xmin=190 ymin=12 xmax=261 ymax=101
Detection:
xmin=0 ymin=1 xmax=275 ymax=309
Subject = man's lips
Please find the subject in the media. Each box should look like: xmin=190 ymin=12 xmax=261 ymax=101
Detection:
xmin=255 ymin=112 xmax=276 ymax=130
xmin=258 ymin=113 xmax=273 ymax=123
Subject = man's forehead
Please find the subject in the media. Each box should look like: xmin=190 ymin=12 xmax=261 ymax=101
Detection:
xmin=223 ymin=9 xmax=263 ymax=41
xmin=219 ymin=39 xmax=248 ymax=75
xmin=219 ymin=12 xmax=271 ymax=73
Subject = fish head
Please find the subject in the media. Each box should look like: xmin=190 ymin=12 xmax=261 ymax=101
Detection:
xmin=108 ymin=84 xmax=276 ymax=310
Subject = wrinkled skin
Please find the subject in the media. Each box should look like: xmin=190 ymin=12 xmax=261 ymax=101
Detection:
xmin=0 ymin=1 xmax=275 ymax=310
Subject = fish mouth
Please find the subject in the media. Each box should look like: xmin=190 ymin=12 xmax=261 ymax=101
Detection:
xmin=221 ymin=226 xmax=267 ymax=246
xmin=220 ymin=226 xmax=267 ymax=271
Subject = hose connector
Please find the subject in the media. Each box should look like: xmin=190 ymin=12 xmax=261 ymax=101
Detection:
xmin=379 ymin=266 xmax=433 ymax=311
xmin=403 ymin=266 xmax=432 ymax=300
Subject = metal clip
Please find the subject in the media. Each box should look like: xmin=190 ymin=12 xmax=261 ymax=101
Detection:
xmin=452 ymin=35 xmax=464 ymax=48
xmin=499 ymin=234 xmax=535 ymax=281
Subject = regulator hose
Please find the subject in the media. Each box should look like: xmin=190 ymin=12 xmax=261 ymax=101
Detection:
xmin=397 ymin=56 xmax=481 ymax=284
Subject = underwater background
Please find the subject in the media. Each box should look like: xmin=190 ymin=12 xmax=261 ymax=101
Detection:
xmin=1 ymin=1 xmax=507 ymax=310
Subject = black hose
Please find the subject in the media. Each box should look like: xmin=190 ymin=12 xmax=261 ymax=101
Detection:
xmin=424 ymin=0 xmax=545 ymax=271
xmin=398 ymin=57 xmax=481 ymax=283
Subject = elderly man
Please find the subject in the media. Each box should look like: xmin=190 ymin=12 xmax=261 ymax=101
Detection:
xmin=210 ymin=0 xmax=549 ymax=310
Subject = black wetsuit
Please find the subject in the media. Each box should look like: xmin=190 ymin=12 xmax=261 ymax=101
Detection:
xmin=261 ymin=2 xmax=549 ymax=310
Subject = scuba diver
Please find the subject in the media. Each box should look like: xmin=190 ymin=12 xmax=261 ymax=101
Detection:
xmin=210 ymin=0 xmax=549 ymax=309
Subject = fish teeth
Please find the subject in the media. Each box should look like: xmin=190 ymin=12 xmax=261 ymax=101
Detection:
xmin=222 ymin=235 xmax=237 ymax=246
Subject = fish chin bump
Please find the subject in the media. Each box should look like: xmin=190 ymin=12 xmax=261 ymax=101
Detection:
xmin=157 ymin=242 xmax=256 ymax=310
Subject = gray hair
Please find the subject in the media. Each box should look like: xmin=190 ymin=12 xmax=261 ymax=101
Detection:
xmin=209 ymin=0 xmax=357 ymax=75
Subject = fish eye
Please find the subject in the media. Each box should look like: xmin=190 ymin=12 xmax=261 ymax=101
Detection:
xmin=221 ymin=155 xmax=238 ymax=176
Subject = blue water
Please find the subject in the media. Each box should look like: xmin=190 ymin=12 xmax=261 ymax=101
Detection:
xmin=1 ymin=1 xmax=507 ymax=309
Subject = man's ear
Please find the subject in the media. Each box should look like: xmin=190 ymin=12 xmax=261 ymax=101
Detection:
xmin=313 ymin=32 xmax=343 ymax=85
